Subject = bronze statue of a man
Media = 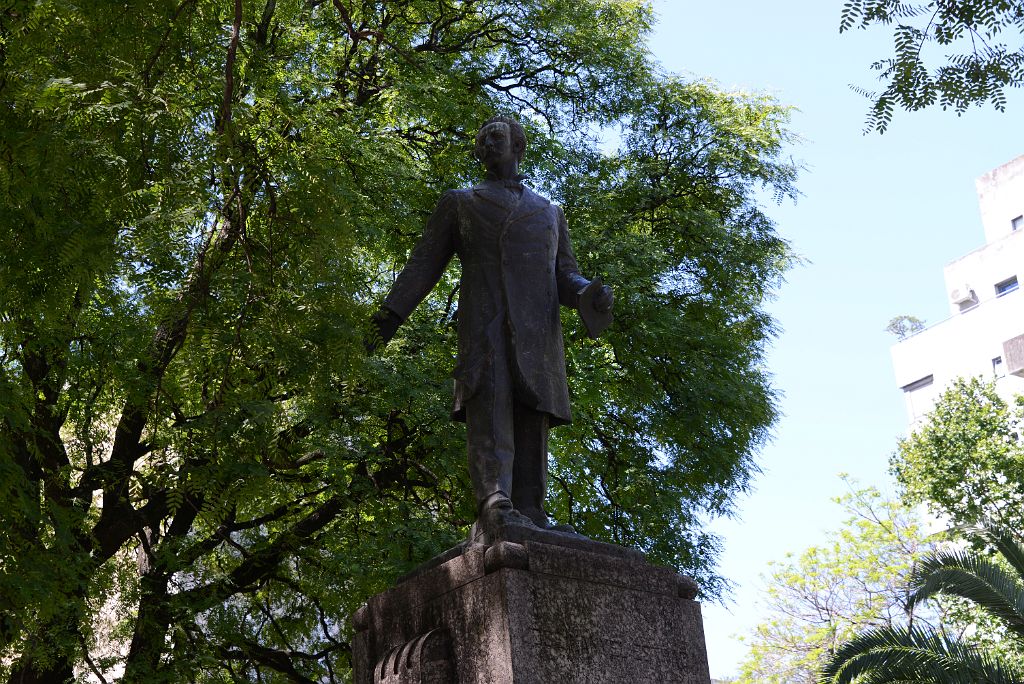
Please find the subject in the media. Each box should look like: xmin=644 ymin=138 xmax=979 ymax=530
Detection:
xmin=372 ymin=116 xmax=613 ymax=535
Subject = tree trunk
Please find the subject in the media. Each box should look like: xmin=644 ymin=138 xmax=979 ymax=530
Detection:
xmin=122 ymin=573 xmax=173 ymax=683
xmin=5 ymin=659 xmax=74 ymax=684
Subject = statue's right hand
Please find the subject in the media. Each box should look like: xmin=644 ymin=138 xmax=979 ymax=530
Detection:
xmin=594 ymin=284 xmax=614 ymax=314
xmin=365 ymin=308 xmax=402 ymax=354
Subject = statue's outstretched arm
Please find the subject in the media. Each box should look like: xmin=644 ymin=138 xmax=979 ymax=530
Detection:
xmin=368 ymin=191 xmax=458 ymax=351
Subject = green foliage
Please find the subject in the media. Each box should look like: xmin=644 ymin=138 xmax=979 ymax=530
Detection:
xmin=0 ymin=0 xmax=797 ymax=680
xmin=820 ymin=524 xmax=1024 ymax=684
xmin=548 ymin=79 xmax=797 ymax=592
xmin=886 ymin=314 xmax=926 ymax=339
xmin=839 ymin=0 xmax=1024 ymax=131
xmin=893 ymin=377 xmax=1024 ymax=530
xmin=737 ymin=480 xmax=941 ymax=684
xmin=820 ymin=625 xmax=1024 ymax=684
xmin=909 ymin=550 xmax=1024 ymax=639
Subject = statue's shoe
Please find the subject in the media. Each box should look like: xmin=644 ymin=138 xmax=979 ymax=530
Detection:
xmin=468 ymin=494 xmax=537 ymax=541
xmin=517 ymin=507 xmax=579 ymax=535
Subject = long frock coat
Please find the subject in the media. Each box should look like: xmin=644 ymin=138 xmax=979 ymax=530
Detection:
xmin=383 ymin=179 xmax=590 ymax=427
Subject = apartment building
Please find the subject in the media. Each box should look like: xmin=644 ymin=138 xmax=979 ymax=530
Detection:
xmin=891 ymin=155 xmax=1024 ymax=425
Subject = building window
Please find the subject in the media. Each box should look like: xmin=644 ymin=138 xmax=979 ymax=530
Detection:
xmin=996 ymin=276 xmax=1019 ymax=296
xmin=901 ymin=375 xmax=934 ymax=393
xmin=1013 ymin=215 xmax=1024 ymax=232
xmin=994 ymin=356 xmax=1006 ymax=378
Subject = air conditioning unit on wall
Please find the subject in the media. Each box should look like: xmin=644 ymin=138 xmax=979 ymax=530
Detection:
xmin=950 ymin=285 xmax=975 ymax=305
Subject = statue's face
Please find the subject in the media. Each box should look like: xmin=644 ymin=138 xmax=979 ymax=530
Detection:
xmin=477 ymin=122 xmax=517 ymax=170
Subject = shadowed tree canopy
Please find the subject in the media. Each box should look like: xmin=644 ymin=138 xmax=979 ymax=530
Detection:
xmin=840 ymin=0 xmax=1024 ymax=131
xmin=0 ymin=0 xmax=798 ymax=681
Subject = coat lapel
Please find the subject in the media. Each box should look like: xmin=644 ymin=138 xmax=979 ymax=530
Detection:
xmin=471 ymin=182 xmax=516 ymax=212
xmin=469 ymin=183 xmax=552 ymax=237
xmin=508 ymin=188 xmax=550 ymax=225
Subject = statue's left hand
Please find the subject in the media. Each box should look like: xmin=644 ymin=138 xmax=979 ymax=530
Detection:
xmin=594 ymin=284 xmax=614 ymax=313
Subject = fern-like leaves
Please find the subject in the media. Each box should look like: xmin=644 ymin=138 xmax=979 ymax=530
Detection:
xmin=821 ymin=524 xmax=1024 ymax=684
xmin=820 ymin=625 xmax=1024 ymax=684
xmin=908 ymin=550 xmax=1024 ymax=639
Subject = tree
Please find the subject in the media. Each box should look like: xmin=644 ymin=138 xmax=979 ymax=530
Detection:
xmin=820 ymin=524 xmax=1024 ymax=684
xmin=839 ymin=0 xmax=1024 ymax=131
xmin=0 ymin=0 xmax=798 ymax=681
xmin=885 ymin=314 xmax=926 ymax=340
xmin=737 ymin=481 xmax=942 ymax=684
xmin=893 ymin=377 xmax=1024 ymax=531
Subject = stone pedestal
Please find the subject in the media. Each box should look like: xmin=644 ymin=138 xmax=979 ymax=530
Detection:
xmin=352 ymin=529 xmax=711 ymax=683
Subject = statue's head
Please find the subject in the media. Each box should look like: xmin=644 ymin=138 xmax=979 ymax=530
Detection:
xmin=474 ymin=116 xmax=527 ymax=168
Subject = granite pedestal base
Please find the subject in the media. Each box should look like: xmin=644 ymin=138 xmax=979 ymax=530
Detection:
xmin=352 ymin=530 xmax=711 ymax=683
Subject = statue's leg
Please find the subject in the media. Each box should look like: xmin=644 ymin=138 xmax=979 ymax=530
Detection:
xmin=464 ymin=337 xmax=534 ymax=530
xmin=510 ymin=402 xmax=549 ymax=525
xmin=510 ymin=405 xmax=576 ymax=533
xmin=464 ymin=372 xmax=513 ymax=505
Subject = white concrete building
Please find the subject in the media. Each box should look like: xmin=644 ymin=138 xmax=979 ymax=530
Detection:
xmin=891 ymin=154 xmax=1024 ymax=426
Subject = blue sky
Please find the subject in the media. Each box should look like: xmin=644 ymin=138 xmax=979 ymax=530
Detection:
xmin=645 ymin=0 xmax=1024 ymax=676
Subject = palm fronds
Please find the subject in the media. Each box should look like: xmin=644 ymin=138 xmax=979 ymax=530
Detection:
xmin=820 ymin=625 xmax=1024 ymax=684
xmin=820 ymin=523 xmax=1024 ymax=684
xmin=908 ymin=549 xmax=1024 ymax=638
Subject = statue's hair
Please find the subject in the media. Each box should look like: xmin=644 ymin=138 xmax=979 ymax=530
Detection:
xmin=475 ymin=116 xmax=527 ymax=162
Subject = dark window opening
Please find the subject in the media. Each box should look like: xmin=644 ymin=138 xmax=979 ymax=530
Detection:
xmin=901 ymin=375 xmax=934 ymax=393
xmin=996 ymin=276 xmax=1019 ymax=296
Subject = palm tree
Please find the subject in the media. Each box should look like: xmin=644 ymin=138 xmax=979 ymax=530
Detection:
xmin=819 ymin=524 xmax=1024 ymax=684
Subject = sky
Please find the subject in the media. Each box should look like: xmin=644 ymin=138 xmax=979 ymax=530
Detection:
xmin=644 ymin=0 xmax=1024 ymax=677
